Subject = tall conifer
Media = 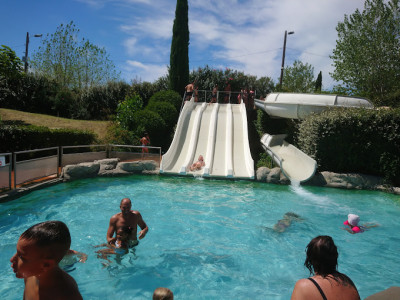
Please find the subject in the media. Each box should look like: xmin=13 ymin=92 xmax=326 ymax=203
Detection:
xmin=169 ymin=0 xmax=189 ymax=95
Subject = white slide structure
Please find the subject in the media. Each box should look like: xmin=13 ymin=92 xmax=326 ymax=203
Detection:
xmin=160 ymin=98 xmax=254 ymax=179
xmin=260 ymin=133 xmax=317 ymax=182
xmin=254 ymin=93 xmax=373 ymax=119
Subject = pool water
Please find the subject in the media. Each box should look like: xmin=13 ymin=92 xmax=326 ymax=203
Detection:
xmin=1 ymin=175 xmax=399 ymax=299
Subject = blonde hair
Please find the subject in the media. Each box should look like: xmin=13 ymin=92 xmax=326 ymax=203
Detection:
xmin=153 ymin=287 xmax=173 ymax=300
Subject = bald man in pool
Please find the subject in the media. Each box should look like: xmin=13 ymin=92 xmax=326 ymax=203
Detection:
xmin=107 ymin=198 xmax=148 ymax=247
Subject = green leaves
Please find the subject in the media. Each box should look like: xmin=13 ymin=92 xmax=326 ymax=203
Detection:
xmin=281 ymin=60 xmax=315 ymax=93
xmin=30 ymin=21 xmax=119 ymax=90
xmin=331 ymin=0 xmax=400 ymax=105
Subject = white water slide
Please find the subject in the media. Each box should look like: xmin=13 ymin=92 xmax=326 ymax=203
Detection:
xmin=256 ymin=93 xmax=373 ymax=182
xmin=160 ymin=98 xmax=254 ymax=179
xmin=260 ymin=133 xmax=317 ymax=182
xmin=254 ymin=93 xmax=373 ymax=119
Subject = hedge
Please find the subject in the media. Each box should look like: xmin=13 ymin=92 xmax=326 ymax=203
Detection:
xmin=0 ymin=124 xmax=97 ymax=153
xmin=297 ymin=107 xmax=400 ymax=184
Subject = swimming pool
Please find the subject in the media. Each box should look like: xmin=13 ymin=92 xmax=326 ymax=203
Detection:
xmin=1 ymin=175 xmax=399 ymax=299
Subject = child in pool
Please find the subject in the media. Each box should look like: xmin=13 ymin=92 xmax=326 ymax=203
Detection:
xmin=95 ymin=226 xmax=132 ymax=262
xmin=10 ymin=220 xmax=83 ymax=300
xmin=59 ymin=249 xmax=88 ymax=272
xmin=343 ymin=213 xmax=379 ymax=234
xmin=153 ymin=287 xmax=174 ymax=300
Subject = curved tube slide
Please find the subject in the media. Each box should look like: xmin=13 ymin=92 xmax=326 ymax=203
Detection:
xmin=160 ymin=98 xmax=254 ymax=179
xmin=255 ymin=93 xmax=373 ymax=119
xmin=260 ymin=133 xmax=317 ymax=183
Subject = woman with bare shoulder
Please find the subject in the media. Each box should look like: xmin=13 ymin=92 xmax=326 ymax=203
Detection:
xmin=291 ymin=235 xmax=360 ymax=300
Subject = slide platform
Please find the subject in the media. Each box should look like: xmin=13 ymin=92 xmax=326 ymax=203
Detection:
xmin=160 ymin=98 xmax=254 ymax=179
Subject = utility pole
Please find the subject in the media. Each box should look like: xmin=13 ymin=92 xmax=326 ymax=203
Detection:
xmin=24 ymin=32 xmax=29 ymax=73
xmin=279 ymin=30 xmax=294 ymax=88
xmin=24 ymin=32 xmax=42 ymax=73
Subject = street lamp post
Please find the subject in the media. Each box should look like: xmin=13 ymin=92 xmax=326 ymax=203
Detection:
xmin=279 ymin=30 xmax=294 ymax=88
xmin=24 ymin=32 xmax=42 ymax=73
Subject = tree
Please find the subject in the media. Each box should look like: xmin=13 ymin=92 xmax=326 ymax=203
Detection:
xmin=169 ymin=0 xmax=189 ymax=95
xmin=281 ymin=60 xmax=315 ymax=93
xmin=31 ymin=21 xmax=119 ymax=90
xmin=330 ymin=0 xmax=400 ymax=105
xmin=0 ymin=45 xmax=24 ymax=107
xmin=315 ymin=71 xmax=322 ymax=92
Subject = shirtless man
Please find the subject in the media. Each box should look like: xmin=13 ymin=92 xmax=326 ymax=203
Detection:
xmin=107 ymin=198 xmax=148 ymax=246
xmin=185 ymin=81 xmax=195 ymax=101
xmin=211 ymin=84 xmax=218 ymax=103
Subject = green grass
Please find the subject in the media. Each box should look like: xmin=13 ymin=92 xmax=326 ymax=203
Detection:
xmin=0 ymin=108 xmax=110 ymax=141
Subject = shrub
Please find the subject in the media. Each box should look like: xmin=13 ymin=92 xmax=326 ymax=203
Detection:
xmin=116 ymin=93 xmax=143 ymax=130
xmin=131 ymin=109 xmax=167 ymax=149
xmin=0 ymin=124 xmax=96 ymax=153
xmin=146 ymin=101 xmax=178 ymax=130
xmin=297 ymin=107 xmax=400 ymax=184
xmin=148 ymin=90 xmax=182 ymax=111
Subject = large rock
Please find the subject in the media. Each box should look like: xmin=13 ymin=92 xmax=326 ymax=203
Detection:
xmin=61 ymin=162 xmax=100 ymax=181
xmin=320 ymin=171 xmax=383 ymax=190
xmin=61 ymin=159 xmax=159 ymax=181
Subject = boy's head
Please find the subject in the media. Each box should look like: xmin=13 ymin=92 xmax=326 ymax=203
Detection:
xmin=153 ymin=287 xmax=174 ymax=300
xmin=10 ymin=221 xmax=71 ymax=278
xmin=116 ymin=226 xmax=132 ymax=241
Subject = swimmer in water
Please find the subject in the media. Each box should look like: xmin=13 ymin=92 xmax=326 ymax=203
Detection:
xmin=343 ymin=214 xmax=379 ymax=234
xmin=273 ymin=212 xmax=303 ymax=233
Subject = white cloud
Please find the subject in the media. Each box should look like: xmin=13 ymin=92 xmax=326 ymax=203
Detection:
xmin=123 ymin=60 xmax=168 ymax=82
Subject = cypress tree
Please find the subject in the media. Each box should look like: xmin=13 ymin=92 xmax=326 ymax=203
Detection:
xmin=315 ymin=71 xmax=322 ymax=92
xmin=169 ymin=0 xmax=189 ymax=95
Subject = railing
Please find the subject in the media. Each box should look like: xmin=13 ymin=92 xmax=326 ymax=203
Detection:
xmin=0 ymin=153 xmax=12 ymax=190
xmin=0 ymin=144 xmax=162 ymax=192
xmin=14 ymin=147 xmax=59 ymax=188
xmin=181 ymin=90 xmax=256 ymax=113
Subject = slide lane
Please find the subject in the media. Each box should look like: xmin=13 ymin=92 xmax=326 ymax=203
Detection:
xmin=161 ymin=99 xmax=254 ymax=179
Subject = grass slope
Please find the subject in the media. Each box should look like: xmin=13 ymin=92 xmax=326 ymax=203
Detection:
xmin=0 ymin=108 xmax=110 ymax=141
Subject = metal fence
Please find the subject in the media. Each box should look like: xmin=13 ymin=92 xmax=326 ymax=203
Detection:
xmin=0 ymin=153 xmax=12 ymax=190
xmin=0 ymin=144 xmax=162 ymax=191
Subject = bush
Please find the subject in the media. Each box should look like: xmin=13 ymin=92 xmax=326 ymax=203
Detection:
xmin=80 ymin=81 xmax=131 ymax=120
xmin=146 ymin=101 xmax=178 ymax=130
xmin=297 ymin=107 xmax=400 ymax=185
xmin=148 ymin=90 xmax=182 ymax=111
xmin=116 ymin=93 xmax=143 ymax=130
xmin=0 ymin=124 xmax=97 ymax=153
xmin=131 ymin=109 xmax=167 ymax=149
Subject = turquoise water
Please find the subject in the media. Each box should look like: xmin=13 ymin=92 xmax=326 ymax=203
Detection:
xmin=1 ymin=175 xmax=399 ymax=299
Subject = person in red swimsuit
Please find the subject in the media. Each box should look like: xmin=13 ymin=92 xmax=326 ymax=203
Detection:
xmin=140 ymin=133 xmax=150 ymax=159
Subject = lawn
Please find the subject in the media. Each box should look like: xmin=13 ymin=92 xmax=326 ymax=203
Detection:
xmin=0 ymin=108 xmax=110 ymax=141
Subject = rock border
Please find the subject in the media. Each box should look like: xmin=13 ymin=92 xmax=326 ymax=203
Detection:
xmin=1 ymin=160 xmax=399 ymax=203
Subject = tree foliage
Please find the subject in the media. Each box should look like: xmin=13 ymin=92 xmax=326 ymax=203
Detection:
xmin=330 ymin=0 xmax=400 ymax=105
xmin=31 ymin=21 xmax=119 ymax=90
xmin=315 ymin=71 xmax=322 ymax=92
xmin=0 ymin=45 xmax=24 ymax=107
xmin=281 ymin=60 xmax=315 ymax=93
xmin=188 ymin=65 xmax=274 ymax=98
xmin=169 ymin=0 xmax=189 ymax=95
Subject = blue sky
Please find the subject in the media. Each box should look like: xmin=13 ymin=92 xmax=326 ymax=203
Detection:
xmin=1 ymin=0 xmax=365 ymax=90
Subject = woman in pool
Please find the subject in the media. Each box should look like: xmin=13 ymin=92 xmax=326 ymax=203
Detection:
xmin=95 ymin=226 xmax=132 ymax=262
xmin=291 ymin=235 xmax=360 ymax=300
